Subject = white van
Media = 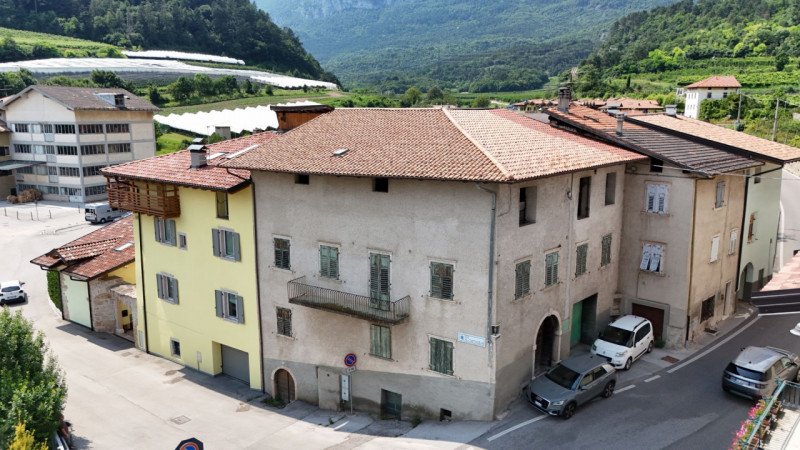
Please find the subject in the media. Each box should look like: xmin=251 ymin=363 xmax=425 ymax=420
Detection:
xmin=591 ymin=315 xmax=654 ymax=370
xmin=85 ymin=202 xmax=124 ymax=224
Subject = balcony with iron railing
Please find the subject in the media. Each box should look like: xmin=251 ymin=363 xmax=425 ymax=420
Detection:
xmin=734 ymin=379 xmax=800 ymax=449
xmin=106 ymin=177 xmax=180 ymax=218
xmin=288 ymin=276 xmax=410 ymax=324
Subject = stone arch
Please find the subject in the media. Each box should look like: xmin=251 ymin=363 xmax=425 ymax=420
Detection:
xmin=533 ymin=313 xmax=561 ymax=377
xmin=272 ymin=368 xmax=296 ymax=404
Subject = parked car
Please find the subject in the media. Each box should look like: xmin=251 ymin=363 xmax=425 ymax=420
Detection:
xmin=525 ymin=354 xmax=617 ymax=419
xmin=0 ymin=280 xmax=27 ymax=305
xmin=591 ymin=315 xmax=654 ymax=370
xmin=722 ymin=346 xmax=800 ymax=399
xmin=85 ymin=202 xmax=124 ymax=224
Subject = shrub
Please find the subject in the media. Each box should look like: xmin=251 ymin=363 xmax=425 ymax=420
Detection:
xmin=47 ymin=271 xmax=62 ymax=312
xmin=6 ymin=195 xmax=18 ymax=204
xmin=17 ymin=189 xmax=43 ymax=204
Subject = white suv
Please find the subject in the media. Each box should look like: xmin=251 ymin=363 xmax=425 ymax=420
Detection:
xmin=0 ymin=280 xmax=27 ymax=305
xmin=591 ymin=315 xmax=654 ymax=370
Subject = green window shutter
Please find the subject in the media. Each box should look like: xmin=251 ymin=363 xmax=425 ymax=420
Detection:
xmin=429 ymin=338 xmax=437 ymax=371
xmin=576 ymin=244 xmax=588 ymax=276
xmin=212 ymin=229 xmax=220 ymax=257
xmin=274 ymin=239 xmax=282 ymax=267
xmin=236 ymin=295 xmax=244 ymax=323
xmin=515 ymin=261 xmax=530 ymax=298
xmin=442 ymin=264 xmax=453 ymax=299
xmin=233 ymin=232 xmax=241 ymax=261
xmin=283 ymin=241 xmax=290 ymax=269
xmin=215 ymin=290 xmax=223 ymax=317
xmin=330 ymin=247 xmax=339 ymax=279
xmin=320 ymin=246 xmax=330 ymax=277
xmin=371 ymin=325 xmax=391 ymax=358
xmin=444 ymin=340 xmax=453 ymax=375
xmin=430 ymin=263 xmax=442 ymax=298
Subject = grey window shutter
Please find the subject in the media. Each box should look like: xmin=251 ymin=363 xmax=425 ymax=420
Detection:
xmin=215 ymin=290 xmax=223 ymax=318
xmin=156 ymin=274 xmax=164 ymax=299
xmin=236 ymin=295 xmax=244 ymax=324
xmin=170 ymin=277 xmax=179 ymax=304
xmin=233 ymin=232 xmax=241 ymax=261
xmin=212 ymin=229 xmax=220 ymax=257
xmin=168 ymin=220 xmax=177 ymax=246
xmin=154 ymin=219 xmax=161 ymax=242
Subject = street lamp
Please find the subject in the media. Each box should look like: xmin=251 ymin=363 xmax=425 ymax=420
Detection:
xmin=791 ymin=323 xmax=800 ymax=337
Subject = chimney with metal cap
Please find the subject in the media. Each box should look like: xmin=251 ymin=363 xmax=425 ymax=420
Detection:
xmin=665 ymin=105 xmax=677 ymax=117
xmin=616 ymin=114 xmax=625 ymax=135
xmin=557 ymin=86 xmax=571 ymax=112
xmin=188 ymin=138 xmax=207 ymax=168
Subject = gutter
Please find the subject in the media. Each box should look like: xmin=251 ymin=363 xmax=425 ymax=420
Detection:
xmin=475 ymin=183 xmax=497 ymax=371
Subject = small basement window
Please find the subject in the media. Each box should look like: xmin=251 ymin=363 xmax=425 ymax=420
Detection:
xmin=440 ymin=409 xmax=452 ymax=422
xmin=295 ymin=174 xmax=309 ymax=185
xmin=373 ymin=177 xmax=389 ymax=193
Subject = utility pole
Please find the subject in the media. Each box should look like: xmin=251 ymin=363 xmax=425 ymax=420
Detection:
xmin=734 ymin=93 xmax=743 ymax=130
xmin=771 ymin=98 xmax=780 ymax=141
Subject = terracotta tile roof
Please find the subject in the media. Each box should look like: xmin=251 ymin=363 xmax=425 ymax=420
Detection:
xmin=685 ymin=76 xmax=741 ymax=89
xmin=223 ymin=108 xmax=643 ymax=182
xmin=31 ymin=216 xmax=134 ymax=280
xmin=546 ymin=105 xmax=761 ymax=176
xmin=102 ymin=133 xmax=278 ymax=190
xmin=631 ymin=114 xmax=800 ymax=163
xmin=601 ymin=98 xmax=663 ymax=111
xmin=3 ymin=85 xmax=159 ymax=111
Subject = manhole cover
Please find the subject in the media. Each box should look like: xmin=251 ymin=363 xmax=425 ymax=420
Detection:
xmin=170 ymin=415 xmax=191 ymax=425
xmin=662 ymin=355 xmax=680 ymax=364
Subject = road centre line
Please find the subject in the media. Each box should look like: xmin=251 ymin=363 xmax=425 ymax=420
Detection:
xmin=616 ymin=385 xmax=636 ymax=393
xmin=644 ymin=375 xmax=661 ymax=383
xmin=487 ymin=415 xmax=547 ymax=441
xmin=667 ymin=316 xmax=760 ymax=374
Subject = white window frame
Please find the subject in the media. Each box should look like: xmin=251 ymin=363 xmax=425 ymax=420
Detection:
xmin=710 ymin=235 xmax=720 ymax=263
xmin=645 ymin=183 xmax=669 ymax=214
xmin=728 ymin=229 xmax=738 ymax=255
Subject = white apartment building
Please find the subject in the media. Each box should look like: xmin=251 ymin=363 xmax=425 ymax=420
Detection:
xmin=224 ymin=107 xmax=644 ymax=420
xmin=683 ymin=76 xmax=741 ymax=119
xmin=0 ymin=85 xmax=158 ymax=202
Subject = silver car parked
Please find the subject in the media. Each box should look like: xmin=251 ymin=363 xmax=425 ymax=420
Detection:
xmin=525 ymin=354 xmax=617 ymax=419
xmin=722 ymin=346 xmax=800 ymax=400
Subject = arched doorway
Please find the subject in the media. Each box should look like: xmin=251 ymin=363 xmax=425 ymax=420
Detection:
xmin=739 ymin=263 xmax=754 ymax=301
xmin=274 ymin=369 xmax=296 ymax=404
xmin=534 ymin=315 xmax=559 ymax=376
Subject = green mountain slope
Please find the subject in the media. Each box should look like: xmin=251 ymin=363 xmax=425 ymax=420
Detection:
xmin=256 ymin=0 xmax=677 ymax=91
xmin=0 ymin=0 xmax=337 ymax=83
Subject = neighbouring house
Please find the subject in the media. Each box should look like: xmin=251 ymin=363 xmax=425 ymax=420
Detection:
xmin=222 ymin=107 xmax=645 ymax=420
xmin=0 ymin=85 xmax=158 ymax=203
xmin=102 ymin=133 xmax=278 ymax=391
xmin=0 ymin=100 xmax=11 ymax=197
xmin=31 ymin=215 xmax=138 ymax=341
xmin=631 ymin=113 xmax=800 ymax=298
xmin=600 ymin=98 xmax=664 ymax=116
xmin=682 ymin=76 xmax=741 ymax=119
xmin=547 ymin=102 xmax=760 ymax=347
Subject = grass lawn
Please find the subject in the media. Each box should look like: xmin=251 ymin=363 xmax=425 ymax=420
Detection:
xmin=157 ymin=132 xmax=194 ymax=155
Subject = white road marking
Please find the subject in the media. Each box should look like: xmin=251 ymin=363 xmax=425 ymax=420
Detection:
xmin=616 ymin=385 xmax=636 ymax=393
xmin=332 ymin=421 xmax=349 ymax=431
xmin=487 ymin=415 xmax=548 ymax=441
xmin=644 ymin=375 xmax=661 ymax=383
xmin=759 ymin=311 xmax=800 ymax=316
xmin=667 ymin=316 xmax=760 ymax=374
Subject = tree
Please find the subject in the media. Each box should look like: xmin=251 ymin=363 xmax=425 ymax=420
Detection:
xmin=775 ymin=53 xmax=789 ymax=71
xmin=90 ymin=70 xmax=128 ymax=89
xmin=426 ymin=86 xmax=444 ymax=103
xmin=264 ymin=84 xmax=274 ymax=96
xmin=147 ymin=86 xmax=165 ymax=107
xmin=214 ymin=76 xmax=238 ymax=95
xmin=193 ymin=74 xmax=215 ymax=97
xmin=46 ymin=271 xmax=61 ymax=311
xmin=243 ymin=79 xmax=255 ymax=95
xmin=8 ymin=423 xmax=46 ymax=450
xmin=471 ymin=95 xmax=491 ymax=108
xmin=167 ymin=77 xmax=195 ymax=103
xmin=0 ymin=309 xmax=67 ymax=447
xmin=403 ymin=86 xmax=422 ymax=106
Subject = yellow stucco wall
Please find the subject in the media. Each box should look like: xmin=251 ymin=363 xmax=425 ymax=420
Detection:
xmin=133 ymin=185 xmax=261 ymax=390
xmin=108 ymin=262 xmax=136 ymax=284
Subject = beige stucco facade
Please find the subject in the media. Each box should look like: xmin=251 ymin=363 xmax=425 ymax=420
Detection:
xmin=253 ymin=164 xmax=628 ymax=420
xmin=618 ymin=161 xmax=745 ymax=347
xmin=3 ymin=89 xmax=155 ymax=202
xmin=738 ymin=163 xmax=782 ymax=297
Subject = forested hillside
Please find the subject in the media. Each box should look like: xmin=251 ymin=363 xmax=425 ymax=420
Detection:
xmin=0 ymin=0 xmax=338 ymax=83
xmin=257 ymin=0 xmax=676 ymax=92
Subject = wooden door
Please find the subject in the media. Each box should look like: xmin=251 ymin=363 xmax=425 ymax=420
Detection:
xmin=275 ymin=369 xmax=295 ymax=403
xmin=632 ymin=303 xmax=665 ymax=342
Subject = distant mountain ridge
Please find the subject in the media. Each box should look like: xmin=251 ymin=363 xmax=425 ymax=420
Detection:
xmin=257 ymin=0 xmax=678 ymax=91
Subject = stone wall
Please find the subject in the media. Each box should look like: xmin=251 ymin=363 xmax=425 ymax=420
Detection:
xmin=89 ymin=276 xmax=127 ymax=333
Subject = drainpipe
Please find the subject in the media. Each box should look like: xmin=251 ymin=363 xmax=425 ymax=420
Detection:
xmin=475 ymin=183 xmax=497 ymax=369
xmin=565 ymin=173 xmax=574 ymax=346
xmin=685 ymin=178 xmax=699 ymax=345
xmin=251 ymin=183 xmax=266 ymax=393
xmin=137 ymin=212 xmax=150 ymax=353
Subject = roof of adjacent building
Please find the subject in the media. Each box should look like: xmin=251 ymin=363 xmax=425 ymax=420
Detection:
xmin=31 ymin=215 xmax=134 ymax=281
xmin=222 ymin=108 xmax=645 ymax=183
xmin=600 ymin=98 xmax=664 ymax=114
xmin=0 ymin=119 xmax=8 ymax=133
xmin=630 ymin=114 xmax=800 ymax=164
xmin=1 ymin=85 xmax=159 ymax=112
xmin=685 ymin=76 xmax=741 ymax=90
xmin=763 ymin=252 xmax=800 ymax=291
xmin=102 ymin=132 xmax=279 ymax=191
xmin=546 ymin=104 xmax=761 ymax=176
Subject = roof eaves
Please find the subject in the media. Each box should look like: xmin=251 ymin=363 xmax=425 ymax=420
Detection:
xmin=442 ymin=108 xmax=514 ymax=182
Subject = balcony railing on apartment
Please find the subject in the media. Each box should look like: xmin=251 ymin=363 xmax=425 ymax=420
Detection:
xmin=106 ymin=177 xmax=180 ymax=218
xmin=288 ymin=276 xmax=410 ymax=324
xmin=736 ymin=379 xmax=800 ymax=449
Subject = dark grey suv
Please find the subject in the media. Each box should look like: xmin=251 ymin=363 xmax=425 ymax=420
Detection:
xmin=722 ymin=346 xmax=800 ymax=399
xmin=525 ymin=354 xmax=617 ymax=419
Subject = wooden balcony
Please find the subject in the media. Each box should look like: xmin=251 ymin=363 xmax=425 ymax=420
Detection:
xmin=106 ymin=177 xmax=180 ymax=218
xmin=288 ymin=277 xmax=410 ymax=324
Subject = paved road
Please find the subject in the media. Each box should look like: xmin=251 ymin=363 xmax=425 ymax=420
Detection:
xmin=472 ymin=313 xmax=800 ymax=449
xmin=781 ymin=169 xmax=800 ymax=267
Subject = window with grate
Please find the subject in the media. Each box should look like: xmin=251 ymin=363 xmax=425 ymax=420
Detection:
xmin=319 ymin=245 xmax=339 ymax=279
xmin=514 ymin=260 xmax=531 ymax=298
xmin=156 ymin=273 xmax=179 ymax=304
xmin=545 ymin=252 xmax=559 ymax=286
xmin=370 ymin=324 xmax=391 ymax=359
xmin=81 ymin=145 xmax=105 ymax=155
xmin=58 ymin=167 xmax=80 ymax=177
xmin=276 ymin=307 xmax=292 ymax=336
xmin=575 ymin=244 xmax=588 ymax=277
xmin=57 ymin=146 xmax=78 ymax=156
xmin=54 ymin=124 xmax=75 ymax=134
xmin=14 ymin=123 xmax=29 ymax=132
xmin=601 ymin=234 xmax=612 ymax=266
xmin=215 ymin=290 xmax=244 ymax=324
xmin=105 ymin=123 xmax=130 ymax=133
xmin=108 ymin=143 xmax=131 ymax=153
xmin=429 ymin=337 xmax=453 ymax=375
xmin=78 ymin=124 xmax=104 ymax=134
xmin=577 ymin=177 xmax=591 ymax=219
xmin=430 ymin=262 xmax=454 ymax=299
xmin=212 ymin=228 xmax=241 ymax=261
xmin=274 ymin=238 xmax=290 ymax=269
xmin=14 ymin=144 xmax=31 ymax=153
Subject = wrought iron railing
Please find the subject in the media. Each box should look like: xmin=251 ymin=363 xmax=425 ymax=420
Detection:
xmin=736 ymin=379 xmax=800 ymax=449
xmin=287 ymin=276 xmax=410 ymax=324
